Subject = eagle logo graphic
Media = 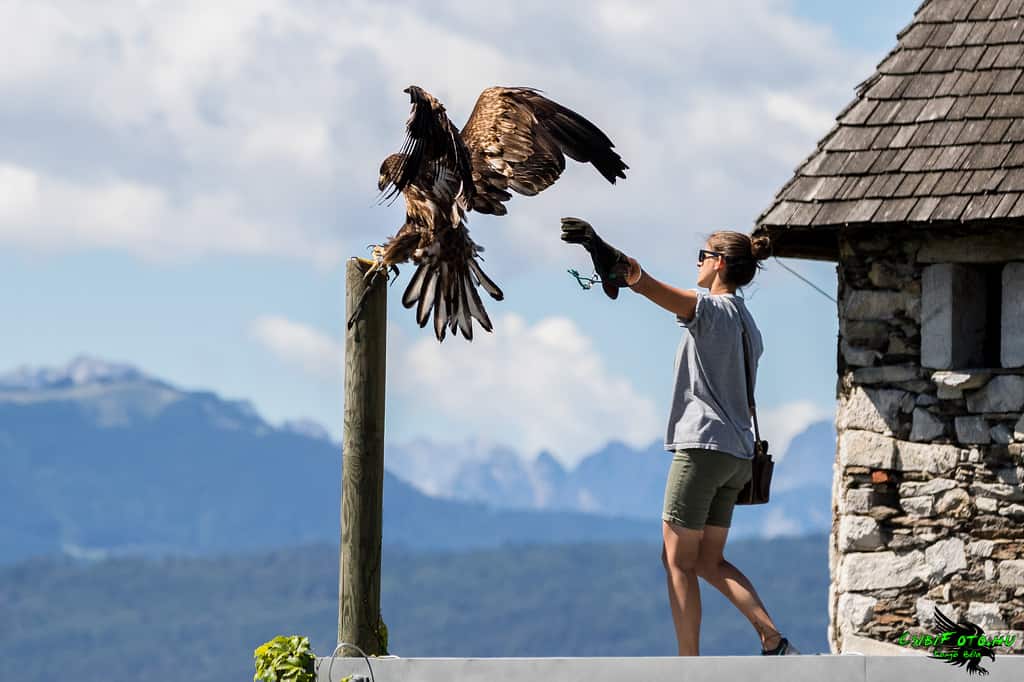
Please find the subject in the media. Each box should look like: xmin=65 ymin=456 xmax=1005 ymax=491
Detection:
xmin=929 ymin=607 xmax=997 ymax=676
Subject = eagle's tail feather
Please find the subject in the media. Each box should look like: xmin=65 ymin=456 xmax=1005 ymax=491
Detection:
xmin=454 ymin=272 xmax=473 ymax=340
xmin=432 ymin=265 xmax=448 ymax=342
xmin=403 ymin=254 xmax=501 ymax=341
xmin=416 ymin=265 xmax=439 ymax=327
xmin=462 ymin=265 xmax=494 ymax=332
xmin=402 ymin=261 xmax=431 ymax=309
xmin=467 ymin=258 xmax=504 ymax=301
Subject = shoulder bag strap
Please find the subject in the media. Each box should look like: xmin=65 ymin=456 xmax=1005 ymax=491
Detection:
xmin=737 ymin=312 xmax=763 ymax=446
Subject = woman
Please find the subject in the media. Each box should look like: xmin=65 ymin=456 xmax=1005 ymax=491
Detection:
xmin=561 ymin=218 xmax=798 ymax=657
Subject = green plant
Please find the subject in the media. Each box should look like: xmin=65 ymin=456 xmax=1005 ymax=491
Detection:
xmin=254 ymin=635 xmax=317 ymax=682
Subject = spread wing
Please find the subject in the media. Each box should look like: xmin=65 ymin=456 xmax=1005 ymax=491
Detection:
xmin=381 ymin=86 xmax=475 ymax=207
xmin=459 ymin=87 xmax=628 ymax=215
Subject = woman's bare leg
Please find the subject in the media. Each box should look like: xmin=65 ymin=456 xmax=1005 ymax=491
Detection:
xmin=662 ymin=520 xmax=703 ymax=655
xmin=695 ymin=524 xmax=783 ymax=650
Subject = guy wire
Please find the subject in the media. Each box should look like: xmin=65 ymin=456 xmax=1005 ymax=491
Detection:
xmin=772 ymin=256 xmax=837 ymax=304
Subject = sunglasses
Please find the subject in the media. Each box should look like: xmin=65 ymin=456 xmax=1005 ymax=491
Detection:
xmin=698 ymin=249 xmax=725 ymax=265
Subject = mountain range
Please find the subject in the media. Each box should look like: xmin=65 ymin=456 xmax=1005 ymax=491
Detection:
xmin=0 ymin=356 xmax=837 ymax=565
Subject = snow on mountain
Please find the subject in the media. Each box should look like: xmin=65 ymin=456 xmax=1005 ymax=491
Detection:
xmin=0 ymin=355 xmax=151 ymax=391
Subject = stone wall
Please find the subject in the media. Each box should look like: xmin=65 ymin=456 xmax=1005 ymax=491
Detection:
xmin=830 ymin=226 xmax=1024 ymax=654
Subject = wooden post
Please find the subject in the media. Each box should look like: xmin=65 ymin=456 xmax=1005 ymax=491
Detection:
xmin=339 ymin=258 xmax=387 ymax=655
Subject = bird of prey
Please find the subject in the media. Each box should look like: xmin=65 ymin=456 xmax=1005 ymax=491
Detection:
xmin=930 ymin=607 xmax=997 ymax=676
xmin=357 ymin=85 xmax=627 ymax=341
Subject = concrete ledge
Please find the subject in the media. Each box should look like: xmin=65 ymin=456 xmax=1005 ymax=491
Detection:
xmin=315 ymin=654 xmax=1024 ymax=682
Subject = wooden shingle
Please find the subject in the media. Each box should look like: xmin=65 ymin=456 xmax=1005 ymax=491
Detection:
xmin=970 ymin=0 xmax=999 ymax=21
xmin=992 ymin=191 xmax=1022 ymax=216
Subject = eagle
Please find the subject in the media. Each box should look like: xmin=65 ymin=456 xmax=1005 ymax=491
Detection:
xmin=354 ymin=85 xmax=627 ymax=341
xmin=930 ymin=607 xmax=997 ymax=676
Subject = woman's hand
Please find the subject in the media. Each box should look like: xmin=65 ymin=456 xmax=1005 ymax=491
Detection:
xmin=560 ymin=217 xmax=636 ymax=300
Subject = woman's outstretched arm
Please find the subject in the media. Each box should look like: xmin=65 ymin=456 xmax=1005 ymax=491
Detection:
xmin=628 ymin=264 xmax=699 ymax=321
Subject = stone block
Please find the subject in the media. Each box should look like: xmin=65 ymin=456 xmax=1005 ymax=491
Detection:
xmin=843 ymin=488 xmax=874 ymax=514
xmin=925 ymin=537 xmax=967 ymax=581
xmin=838 ymin=387 xmax=908 ymax=435
xmin=977 ymin=497 xmax=999 ymax=512
xmin=839 ymin=550 xmax=927 ymax=591
xmin=966 ymin=375 xmax=1024 ymax=412
xmin=895 ymin=380 xmax=932 ymax=393
xmin=968 ymin=540 xmax=995 ymax=557
xmin=853 ymin=364 xmax=921 ymax=385
xmin=842 ymin=320 xmax=890 ymax=349
xmin=999 ymin=560 xmax=1024 ymax=586
xmin=892 ymin=439 xmax=960 ymax=474
xmin=986 ymin=560 xmax=997 ymax=580
xmin=992 ymin=423 xmax=1013 ymax=444
xmin=842 ymin=341 xmax=882 ymax=367
xmin=899 ymin=478 xmax=956 ymax=497
xmin=967 ymin=602 xmax=1007 ymax=629
xmin=999 ymin=503 xmax=1024 ymax=518
xmin=901 ymin=495 xmax=935 ymax=517
xmin=910 ymin=408 xmax=945 ymax=441
xmin=1014 ymin=414 xmax=1024 ymax=441
xmin=838 ymin=592 xmax=877 ymax=630
xmin=916 ymin=394 xmax=939 ymax=406
xmin=839 ymin=515 xmax=884 ymax=551
xmin=1003 ymin=263 xmax=1024 ymax=367
xmin=969 ymin=481 xmax=1024 ymax=501
xmin=995 ymin=467 xmax=1022 ymax=484
xmin=955 ymin=416 xmax=991 ymax=444
xmin=839 ymin=430 xmax=896 ymax=469
xmin=936 ymin=487 xmax=971 ymax=515
xmin=932 ymin=370 xmax=991 ymax=390
xmin=937 ymin=385 xmax=963 ymax=399
xmin=845 ymin=289 xmax=919 ymax=321
xmin=922 ymin=264 xmax=988 ymax=369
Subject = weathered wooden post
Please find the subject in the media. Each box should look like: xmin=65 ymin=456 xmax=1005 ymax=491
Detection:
xmin=339 ymin=257 xmax=387 ymax=655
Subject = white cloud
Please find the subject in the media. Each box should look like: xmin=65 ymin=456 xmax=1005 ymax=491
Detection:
xmin=249 ymin=315 xmax=342 ymax=379
xmin=0 ymin=162 xmax=344 ymax=267
xmin=393 ymin=313 xmax=661 ymax=466
xmin=759 ymin=399 xmax=835 ymax=461
xmin=760 ymin=505 xmax=805 ymax=539
xmin=0 ymin=0 xmax=882 ymax=272
xmin=243 ymin=311 xmax=661 ymax=466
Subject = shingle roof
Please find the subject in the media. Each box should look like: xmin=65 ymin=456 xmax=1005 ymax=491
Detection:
xmin=756 ymin=0 xmax=1024 ymax=259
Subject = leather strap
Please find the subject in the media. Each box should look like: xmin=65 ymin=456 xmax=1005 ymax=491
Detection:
xmin=737 ymin=312 xmax=762 ymax=447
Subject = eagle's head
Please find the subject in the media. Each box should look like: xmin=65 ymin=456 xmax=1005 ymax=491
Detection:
xmin=379 ymin=154 xmax=405 ymax=191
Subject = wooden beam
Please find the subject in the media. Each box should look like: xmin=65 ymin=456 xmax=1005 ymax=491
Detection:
xmin=339 ymin=257 xmax=387 ymax=655
xmin=757 ymin=227 xmax=840 ymax=262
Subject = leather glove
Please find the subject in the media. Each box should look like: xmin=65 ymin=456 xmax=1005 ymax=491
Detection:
xmin=560 ymin=217 xmax=638 ymax=299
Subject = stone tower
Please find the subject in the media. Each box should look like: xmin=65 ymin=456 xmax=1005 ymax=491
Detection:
xmin=755 ymin=0 xmax=1024 ymax=654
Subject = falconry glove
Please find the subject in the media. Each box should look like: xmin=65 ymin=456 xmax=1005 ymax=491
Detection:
xmin=560 ymin=217 xmax=637 ymax=299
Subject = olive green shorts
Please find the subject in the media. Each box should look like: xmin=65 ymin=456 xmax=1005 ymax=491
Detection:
xmin=662 ymin=448 xmax=753 ymax=530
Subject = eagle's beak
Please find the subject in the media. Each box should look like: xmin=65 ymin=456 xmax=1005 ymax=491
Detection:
xmin=378 ymin=175 xmax=387 ymax=191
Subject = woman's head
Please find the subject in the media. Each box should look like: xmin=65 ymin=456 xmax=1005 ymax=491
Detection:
xmin=696 ymin=231 xmax=772 ymax=291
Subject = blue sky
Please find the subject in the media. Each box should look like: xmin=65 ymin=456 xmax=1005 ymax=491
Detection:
xmin=0 ymin=0 xmax=921 ymax=467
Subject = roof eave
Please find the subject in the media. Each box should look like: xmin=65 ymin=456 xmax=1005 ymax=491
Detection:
xmin=754 ymin=224 xmax=840 ymax=262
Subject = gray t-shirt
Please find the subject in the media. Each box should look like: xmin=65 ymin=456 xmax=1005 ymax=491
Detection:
xmin=663 ymin=292 xmax=763 ymax=459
